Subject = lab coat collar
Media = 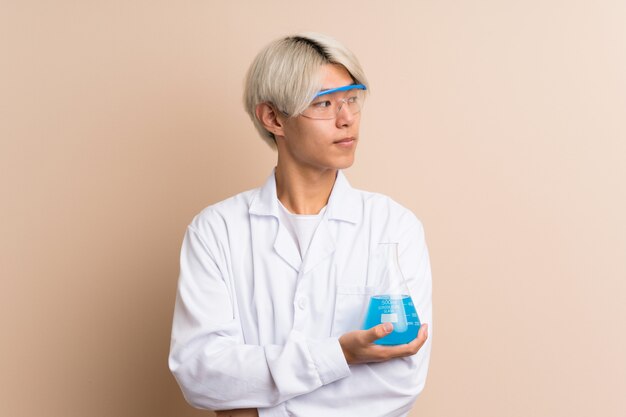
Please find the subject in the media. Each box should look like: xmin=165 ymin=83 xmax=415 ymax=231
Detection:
xmin=326 ymin=170 xmax=361 ymax=225
xmin=249 ymin=169 xmax=361 ymax=273
xmin=248 ymin=169 xmax=280 ymax=219
xmin=248 ymin=169 xmax=362 ymax=225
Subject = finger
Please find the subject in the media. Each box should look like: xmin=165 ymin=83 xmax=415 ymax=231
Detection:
xmin=364 ymin=322 xmax=394 ymax=344
xmin=378 ymin=324 xmax=429 ymax=359
xmin=402 ymin=323 xmax=429 ymax=355
xmin=404 ymin=323 xmax=428 ymax=349
xmin=417 ymin=323 xmax=428 ymax=341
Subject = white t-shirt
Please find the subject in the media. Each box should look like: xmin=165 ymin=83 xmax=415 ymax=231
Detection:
xmin=277 ymin=199 xmax=327 ymax=260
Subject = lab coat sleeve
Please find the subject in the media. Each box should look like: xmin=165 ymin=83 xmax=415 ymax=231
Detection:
xmin=168 ymin=225 xmax=351 ymax=411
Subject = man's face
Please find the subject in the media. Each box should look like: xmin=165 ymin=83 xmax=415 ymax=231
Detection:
xmin=276 ymin=64 xmax=361 ymax=172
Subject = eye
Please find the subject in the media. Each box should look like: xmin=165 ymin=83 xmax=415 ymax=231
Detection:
xmin=347 ymin=95 xmax=358 ymax=104
xmin=312 ymin=100 xmax=332 ymax=108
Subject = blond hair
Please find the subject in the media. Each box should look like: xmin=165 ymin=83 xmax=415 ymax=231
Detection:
xmin=243 ymin=33 xmax=369 ymax=149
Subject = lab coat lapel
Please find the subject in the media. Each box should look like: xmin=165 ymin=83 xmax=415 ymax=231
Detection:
xmin=273 ymin=221 xmax=302 ymax=272
xmin=249 ymin=169 xmax=302 ymax=272
xmin=301 ymin=171 xmax=361 ymax=274
xmin=301 ymin=217 xmax=335 ymax=274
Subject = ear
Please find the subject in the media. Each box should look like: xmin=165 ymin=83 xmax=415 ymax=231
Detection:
xmin=255 ymin=102 xmax=286 ymax=138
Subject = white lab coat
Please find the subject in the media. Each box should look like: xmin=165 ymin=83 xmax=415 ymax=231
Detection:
xmin=169 ymin=170 xmax=432 ymax=417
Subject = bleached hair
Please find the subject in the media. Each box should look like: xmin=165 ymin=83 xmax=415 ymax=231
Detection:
xmin=243 ymin=33 xmax=369 ymax=149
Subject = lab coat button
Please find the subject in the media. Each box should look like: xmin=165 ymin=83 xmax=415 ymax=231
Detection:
xmin=297 ymin=297 xmax=307 ymax=310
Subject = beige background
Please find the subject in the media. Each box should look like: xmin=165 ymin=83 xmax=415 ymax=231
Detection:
xmin=2 ymin=1 xmax=625 ymax=416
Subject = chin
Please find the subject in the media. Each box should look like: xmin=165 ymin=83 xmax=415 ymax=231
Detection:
xmin=307 ymin=152 xmax=356 ymax=171
xmin=334 ymin=155 xmax=356 ymax=170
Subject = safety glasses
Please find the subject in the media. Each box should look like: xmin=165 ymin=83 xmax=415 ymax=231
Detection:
xmin=300 ymin=84 xmax=367 ymax=120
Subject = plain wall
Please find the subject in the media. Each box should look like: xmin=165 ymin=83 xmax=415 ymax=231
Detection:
xmin=1 ymin=1 xmax=625 ymax=416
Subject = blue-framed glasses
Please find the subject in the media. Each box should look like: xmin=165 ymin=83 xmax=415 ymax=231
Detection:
xmin=300 ymin=84 xmax=367 ymax=120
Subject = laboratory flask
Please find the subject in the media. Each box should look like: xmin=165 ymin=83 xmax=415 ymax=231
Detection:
xmin=363 ymin=243 xmax=421 ymax=345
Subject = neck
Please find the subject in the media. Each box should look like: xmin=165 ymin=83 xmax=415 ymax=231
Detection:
xmin=274 ymin=161 xmax=337 ymax=215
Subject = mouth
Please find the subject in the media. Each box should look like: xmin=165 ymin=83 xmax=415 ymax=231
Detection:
xmin=333 ymin=137 xmax=356 ymax=146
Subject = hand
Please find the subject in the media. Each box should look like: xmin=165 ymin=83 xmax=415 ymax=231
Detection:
xmin=215 ymin=408 xmax=258 ymax=417
xmin=338 ymin=322 xmax=428 ymax=365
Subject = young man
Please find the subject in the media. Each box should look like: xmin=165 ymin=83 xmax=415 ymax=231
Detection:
xmin=169 ymin=33 xmax=432 ymax=417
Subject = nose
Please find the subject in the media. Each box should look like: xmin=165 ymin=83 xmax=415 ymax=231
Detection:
xmin=335 ymin=101 xmax=356 ymax=127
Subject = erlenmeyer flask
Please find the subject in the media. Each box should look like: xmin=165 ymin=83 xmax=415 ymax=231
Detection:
xmin=363 ymin=243 xmax=421 ymax=345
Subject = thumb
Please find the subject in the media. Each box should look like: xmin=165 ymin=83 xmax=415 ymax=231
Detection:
xmin=365 ymin=322 xmax=393 ymax=343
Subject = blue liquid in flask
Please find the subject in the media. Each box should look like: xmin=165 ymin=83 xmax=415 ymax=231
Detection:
xmin=363 ymin=295 xmax=421 ymax=345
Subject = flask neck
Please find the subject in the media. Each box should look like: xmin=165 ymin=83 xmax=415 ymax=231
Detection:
xmin=378 ymin=243 xmax=408 ymax=295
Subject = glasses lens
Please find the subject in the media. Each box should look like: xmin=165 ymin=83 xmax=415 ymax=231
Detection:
xmin=302 ymin=88 xmax=366 ymax=120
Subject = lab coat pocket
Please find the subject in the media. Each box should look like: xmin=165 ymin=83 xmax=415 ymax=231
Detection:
xmin=330 ymin=285 xmax=379 ymax=337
